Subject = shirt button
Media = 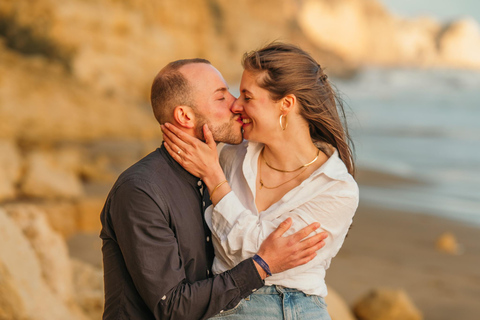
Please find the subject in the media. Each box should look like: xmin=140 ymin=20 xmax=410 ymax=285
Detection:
xmin=161 ymin=295 xmax=166 ymax=300
xmin=197 ymin=180 xmax=202 ymax=187
xmin=206 ymin=236 xmax=210 ymax=242
xmin=202 ymin=201 xmax=206 ymax=207
xmin=207 ymin=270 xmax=210 ymax=276
xmin=252 ymin=289 xmax=257 ymax=292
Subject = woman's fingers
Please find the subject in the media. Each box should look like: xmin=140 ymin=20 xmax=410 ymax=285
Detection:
xmin=163 ymin=139 xmax=182 ymax=163
xmin=161 ymin=124 xmax=191 ymax=151
xmin=162 ymin=132 xmax=181 ymax=154
xmin=203 ymin=124 xmax=216 ymax=149
xmin=165 ymin=123 xmax=201 ymax=146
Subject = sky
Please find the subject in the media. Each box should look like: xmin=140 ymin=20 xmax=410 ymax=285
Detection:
xmin=381 ymin=0 xmax=480 ymax=22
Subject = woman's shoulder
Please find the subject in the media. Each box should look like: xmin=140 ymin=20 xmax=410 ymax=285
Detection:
xmin=310 ymin=150 xmax=359 ymax=201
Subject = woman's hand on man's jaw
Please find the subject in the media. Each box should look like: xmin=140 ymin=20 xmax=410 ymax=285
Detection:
xmin=161 ymin=122 xmax=225 ymax=189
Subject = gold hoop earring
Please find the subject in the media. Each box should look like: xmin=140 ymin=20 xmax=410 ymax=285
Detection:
xmin=279 ymin=114 xmax=288 ymax=130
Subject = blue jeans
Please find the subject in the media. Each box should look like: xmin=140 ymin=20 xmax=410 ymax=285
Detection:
xmin=209 ymin=285 xmax=331 ymax=320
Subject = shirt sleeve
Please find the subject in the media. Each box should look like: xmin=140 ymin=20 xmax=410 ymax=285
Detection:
xmin=110 ymin=179 xmax=264 ymax=320
xmin=209 ymin=179 xmax=359 ymax=270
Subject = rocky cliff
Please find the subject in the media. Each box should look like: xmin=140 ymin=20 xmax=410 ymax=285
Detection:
xmin=298 ymin=0 xmax=480 ymax=69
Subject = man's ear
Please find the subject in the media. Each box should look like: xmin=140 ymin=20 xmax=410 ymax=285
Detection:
xmin=280 ymin=94 xmax=296 ymax=115
xmin=173 ymin=105 xmax=195 ymax=129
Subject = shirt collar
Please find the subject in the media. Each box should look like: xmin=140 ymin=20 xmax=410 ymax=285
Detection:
xmin=159 ymin=143 xmax=202 ymax=187
xmin=244 ymin=141 xmax=351 ymax=182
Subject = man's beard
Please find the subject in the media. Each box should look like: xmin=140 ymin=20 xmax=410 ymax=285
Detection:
xmin=195 ymin=114 xmax=243 ymax=145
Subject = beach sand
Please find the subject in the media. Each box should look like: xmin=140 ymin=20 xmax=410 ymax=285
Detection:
xmin=326 ymin=202 xmax=480 ymax=320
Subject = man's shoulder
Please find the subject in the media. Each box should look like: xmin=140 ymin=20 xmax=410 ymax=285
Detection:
xmin=113 ymin=148 xmax=167 ymax=190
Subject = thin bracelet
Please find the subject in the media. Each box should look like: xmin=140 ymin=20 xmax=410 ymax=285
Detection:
xmin=252 ymin=254 xmax=272 ymax=277
xmin=209 ymin=180 xmax=228 ymax=200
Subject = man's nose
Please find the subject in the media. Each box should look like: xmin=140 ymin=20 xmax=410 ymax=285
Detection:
xmin=231 ymin=98 xmax=244 ymax=113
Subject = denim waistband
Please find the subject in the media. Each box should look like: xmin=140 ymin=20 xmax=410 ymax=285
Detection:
xmin=253 ymin=285 xmax=307 ymax=295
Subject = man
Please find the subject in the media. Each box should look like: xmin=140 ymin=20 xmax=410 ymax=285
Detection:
xmin=100 ymin=59 xmax=327 ymax=320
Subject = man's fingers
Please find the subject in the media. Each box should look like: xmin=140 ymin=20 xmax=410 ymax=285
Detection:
xmin=290 ymin=222 xmax=320 ymax=242
xmin=269 ymin=218 xmax=292 ymax=238
xmin=298 ymin=238 xmax=326 ymax=259
xmin=297 ymin=253 xmax=318 ymax=266
xmin=300 ymin=231 xmax=328 ymax=246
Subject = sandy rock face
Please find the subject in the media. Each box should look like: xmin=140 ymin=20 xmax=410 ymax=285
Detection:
xmin=72 ymin=259 xmax=104 ymax=320
xmin=298 ymin=0 xmax=480 ymax=69
xmin=1 ymin=0 xmax=351 ymax=103
xmin=3 ymin=204 xmax=74 ymax=303
xmin=439 ymin=18 xmax=480 ymax=69
xmin=36 ymin=201 xmax=79 ymax=238
xmin=0 ymin=208 xmax=88 ymax=320
xmin=76 ymin=196 xmax=105 ymax=232
xmin=0 ymin=140 xmax=22 ymax=201
xmin=298 ymin=0 xmax=372 ymax=63
xmin=20 ymin=149 xmax=84 ymax=199
xmin=353 ymin=288 xmax=423 ymax=320
xmin=0 ymin=43 xmax=160 ymax=145
xmin=0 ymin=261 xmax=29 ymax=320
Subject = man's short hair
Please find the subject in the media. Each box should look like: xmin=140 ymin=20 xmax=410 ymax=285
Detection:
xmin=150 ymin=58 xmax=211 ymax=124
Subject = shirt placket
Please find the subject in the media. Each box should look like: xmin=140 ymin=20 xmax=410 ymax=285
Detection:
xmin=198 ymin=179 xmax=214 ymax=277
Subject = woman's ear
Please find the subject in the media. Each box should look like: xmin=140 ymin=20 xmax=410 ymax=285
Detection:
xmin=281 ymin=94 xmax=296 ymax=115
xmin=173 ymin=105 xmax=195 ymax=129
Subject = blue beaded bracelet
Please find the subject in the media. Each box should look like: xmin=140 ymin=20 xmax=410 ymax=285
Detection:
xmin=253 ymin=254 xmax=272 ymax=277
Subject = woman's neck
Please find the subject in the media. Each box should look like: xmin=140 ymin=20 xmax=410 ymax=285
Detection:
xmin=261 ymin=133 xmax=319 ymax=172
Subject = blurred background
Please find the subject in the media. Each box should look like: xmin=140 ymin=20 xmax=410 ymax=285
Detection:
xmin=0 ymin=0 xmax=479 ymax=319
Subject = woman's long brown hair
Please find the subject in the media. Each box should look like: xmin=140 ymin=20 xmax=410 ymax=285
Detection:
xmin=242 ymin=42 xmax=356 ymax=176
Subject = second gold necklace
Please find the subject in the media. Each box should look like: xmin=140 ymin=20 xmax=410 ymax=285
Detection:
xmin=259 ymin=153 xmax=309 ymax=190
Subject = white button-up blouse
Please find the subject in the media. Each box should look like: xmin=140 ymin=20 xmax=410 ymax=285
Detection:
xmin=205 ymin=141 xmax=359 ymax=296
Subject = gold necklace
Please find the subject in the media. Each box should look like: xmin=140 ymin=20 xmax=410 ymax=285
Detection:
xmin=259 ymin=153 xmax=309 ymax=189
xmin=263 ymin=148 xmax=320 ymax=173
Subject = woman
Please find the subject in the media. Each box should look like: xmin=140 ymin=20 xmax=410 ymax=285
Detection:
xmin=162 ymin=43 xmax=358 ymax=319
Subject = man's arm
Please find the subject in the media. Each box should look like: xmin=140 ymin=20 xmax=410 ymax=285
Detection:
xmin=110 ymin=180 xmax=262 ymax=320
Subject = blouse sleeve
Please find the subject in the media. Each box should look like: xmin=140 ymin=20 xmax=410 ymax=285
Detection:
xmin=209 ymin=177 xmax=359 ymax=270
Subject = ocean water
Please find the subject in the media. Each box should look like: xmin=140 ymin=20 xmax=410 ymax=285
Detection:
xmin=335 ymin=68 xmax=480 ymax=225
xmin=381 ymin=0 xmax=480 ymax=22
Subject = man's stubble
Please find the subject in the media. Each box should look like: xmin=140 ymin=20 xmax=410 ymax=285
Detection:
xmin=194 ymin=113 xmax=243 ymax=145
